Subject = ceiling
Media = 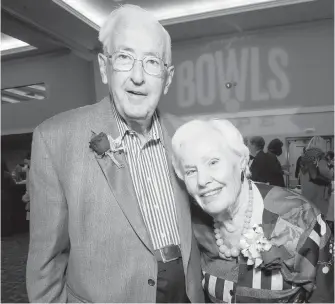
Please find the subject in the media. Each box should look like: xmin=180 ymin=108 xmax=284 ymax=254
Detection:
xmin=1 ymin=0 xmax=333 ymax=62
xmin=52 ymin=0 xmax=319 ymax=28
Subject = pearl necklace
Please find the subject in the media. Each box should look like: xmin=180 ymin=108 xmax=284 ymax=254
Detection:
xmin=213 ymin=179 xmax=253 ymax=260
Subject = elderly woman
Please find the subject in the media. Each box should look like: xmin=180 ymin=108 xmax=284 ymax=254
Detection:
xmin=172 ymin=119 xmax=333 ymax=303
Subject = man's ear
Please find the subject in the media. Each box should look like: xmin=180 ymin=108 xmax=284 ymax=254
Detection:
xmin=163 ymin=66 xmax=175 ymax=95
xmin=98 ymin=53 xmax=108 ymax=84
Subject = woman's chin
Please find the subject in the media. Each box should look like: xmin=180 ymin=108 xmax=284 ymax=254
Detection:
xmin=202 ymin=200 xmax=227 ymax=216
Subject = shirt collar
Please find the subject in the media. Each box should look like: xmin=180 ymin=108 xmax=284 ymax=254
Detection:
xmin=110 ymin=97 xmax=162 ymax=143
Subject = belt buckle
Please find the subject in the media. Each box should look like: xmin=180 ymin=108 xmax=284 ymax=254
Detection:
xmin=159 ymin=245 xmax=180 ymax=263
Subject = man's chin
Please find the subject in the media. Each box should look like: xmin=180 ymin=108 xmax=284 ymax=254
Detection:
xmin=124 ymin=112 xmax=150 ymax=122
xmin=123 ymin=106 xmax=155 ymax=120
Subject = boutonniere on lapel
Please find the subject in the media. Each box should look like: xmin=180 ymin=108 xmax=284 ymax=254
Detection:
xmin=89 ymin=132 xmax=125 ymax=168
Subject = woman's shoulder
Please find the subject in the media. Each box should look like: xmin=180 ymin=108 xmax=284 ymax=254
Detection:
xmin=255 ymin=183 xmax=320 ymax=228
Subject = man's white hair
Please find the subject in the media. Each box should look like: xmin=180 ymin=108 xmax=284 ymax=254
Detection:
xmin=172 ymin=119 xmax=251 ymax=180
xmin=98 ymin=4 xmax=172 ymax=65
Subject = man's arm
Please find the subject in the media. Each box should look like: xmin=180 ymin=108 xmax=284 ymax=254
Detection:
xmin=26 ymin=127 xmax=70 ymax=303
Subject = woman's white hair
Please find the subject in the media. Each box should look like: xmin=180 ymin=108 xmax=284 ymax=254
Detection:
xmin=98 ymin=4 xmax=172 ymax=65
xmin=172 ymin=119 xmax=251 ymax=180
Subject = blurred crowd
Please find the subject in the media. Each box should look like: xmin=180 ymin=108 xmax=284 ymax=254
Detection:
xmin=245 ymin=135 xmax=334 ymax=230
xmin=1 ymin=153 xmax=31 ymax=237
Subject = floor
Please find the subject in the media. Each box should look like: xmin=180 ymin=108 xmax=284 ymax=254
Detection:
xmin=1 ymin=233 xmax=29 ymax=303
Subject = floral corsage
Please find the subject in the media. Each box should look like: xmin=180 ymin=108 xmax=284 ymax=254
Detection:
xmin=89 ymin=132 xmax=124 ymax=168
xmin=240 ymin=224 xmax=273 ymax=268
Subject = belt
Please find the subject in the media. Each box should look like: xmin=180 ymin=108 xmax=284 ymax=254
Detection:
xmin=154 ymin=244 xmax=182 ymax=263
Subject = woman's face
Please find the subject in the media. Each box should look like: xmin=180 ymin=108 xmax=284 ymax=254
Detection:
xmin=178 ymin=132 xmax=242 ymax=216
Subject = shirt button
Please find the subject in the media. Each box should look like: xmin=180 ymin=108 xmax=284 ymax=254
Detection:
xmin=148 ymin=279 xmax=155 ymax=286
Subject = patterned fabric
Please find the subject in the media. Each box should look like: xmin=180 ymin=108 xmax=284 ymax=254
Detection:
xmin=192 ymin=182 xmax=332 ymax=303
xmin=111 ymin=101 xmax=180 ymax=250
xmin=202 ymin=271 xmax=236 ymax=303
xmin=202 ymin=268 xmax=299 ymax=303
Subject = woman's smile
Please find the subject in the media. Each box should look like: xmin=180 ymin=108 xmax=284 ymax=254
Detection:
xmin=200 ymin=187 xmax=223 ymax=204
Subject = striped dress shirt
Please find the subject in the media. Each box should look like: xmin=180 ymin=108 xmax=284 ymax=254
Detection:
xmin=111 ymin=103 xmax=180 ymax=250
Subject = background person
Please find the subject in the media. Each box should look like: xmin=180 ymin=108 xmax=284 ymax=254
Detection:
xmin=266 ymin=138 xmax=287 ymax=187
xmin=1 ymin=159 xmax=16 ymax=237
xmin=247 ymin=136 xmax=267 ymax=183
xmin=22 ymin=152 xmax=31 ymax=221
xmin=247 ymin=136 xmax=285 ymax=187
xmin=325 ymin=151 xmax=334 ymax=231
xmin=300 ymin=147 xmax=333 ymax=218
xmin=295 ymin=147 xmax=306 ymax=185
xmin=325 ymin=151 xmax=334 ymax=169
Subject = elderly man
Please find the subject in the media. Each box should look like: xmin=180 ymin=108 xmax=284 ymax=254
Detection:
xmin=26 ymin=5 xmax=204 ymax=303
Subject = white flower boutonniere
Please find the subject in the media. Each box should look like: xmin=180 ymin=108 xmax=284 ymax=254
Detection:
xmin=89 ymin=132 xmax=125 ymax=168
xmin=240 ymin=224 xmax=272 ymax=268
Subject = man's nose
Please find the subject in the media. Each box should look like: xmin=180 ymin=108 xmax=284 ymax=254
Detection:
xmin=130 ymin=60 xmax=145 ymax=85
xmin=197 ymin=169 xmax=211 ymax=187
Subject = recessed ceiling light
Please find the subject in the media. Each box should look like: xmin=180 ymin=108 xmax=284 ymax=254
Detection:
xmin=1 ymin=96 xmax=20 ymax=104
xmin=1 ymin=83 xmax=47 ymax=105
xmin=1 ymin=33 xmax=31 ymax=51
xmin=1 ymin=33 xmax=37 ymax=55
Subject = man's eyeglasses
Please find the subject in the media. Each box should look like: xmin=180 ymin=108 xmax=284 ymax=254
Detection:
xmin=106 ymin=51 xmax=168 ymax=77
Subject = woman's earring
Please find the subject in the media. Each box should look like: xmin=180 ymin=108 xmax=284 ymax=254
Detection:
xmin=241 ymin=171 xmax=245 ymax=182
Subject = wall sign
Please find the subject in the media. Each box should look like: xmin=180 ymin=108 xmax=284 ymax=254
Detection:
xmin=160 ymin=24 xmax=333 ymax=116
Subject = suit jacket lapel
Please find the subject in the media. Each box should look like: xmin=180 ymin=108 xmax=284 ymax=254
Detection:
xmin=89 ymin=97 xmax=154 ymax=253
xmin=159 ymin=113 xmax=192 ymax=269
